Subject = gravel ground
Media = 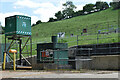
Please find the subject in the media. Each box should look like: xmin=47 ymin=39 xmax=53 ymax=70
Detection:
xmin=0 ymin=70 xmax=119 ymax=78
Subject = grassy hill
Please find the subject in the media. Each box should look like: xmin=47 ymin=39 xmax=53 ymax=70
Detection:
xmin=1 ymin=8 xmax=119 ymax=56
xmin=32 ymin=8 xmax=119 ymax=46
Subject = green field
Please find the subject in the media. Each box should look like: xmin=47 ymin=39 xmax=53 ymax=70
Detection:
xmin=29 ymin=8 xmax=119 ymax=55
xmin=32 ymin=8 xmax=119 ymax=45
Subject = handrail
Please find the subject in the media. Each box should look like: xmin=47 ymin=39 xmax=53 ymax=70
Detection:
xmin=21 ymin=54 xmax=31 ymax=65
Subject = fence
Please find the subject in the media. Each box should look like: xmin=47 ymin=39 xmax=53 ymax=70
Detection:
xmin=34 ymin=42 xmax=120 ymax=69
xmin=16 ymin=20 xmax=119 ymax=55
xmin=1 ymin=21 xmax=119 ymax=62
xmin=0 ymin=20 xmax=120 ymax=70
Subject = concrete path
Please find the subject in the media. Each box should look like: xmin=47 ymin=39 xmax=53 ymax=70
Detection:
xmin=0 ymin=70 xmax=119 ymax=78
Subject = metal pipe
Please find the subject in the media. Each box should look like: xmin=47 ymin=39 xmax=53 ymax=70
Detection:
xmin=21 ymin=37 xmax=30 ymax=51
xmin=13 ymin=52 xmax=16 ymax=71
xmin=5 ymin=36 xmax=6 ymax=53
xmin=3 ymin=52 xmax=6 ymax=70
xmin=6 ymin=40 xmax=14 ymax=52
xmin=30 ymin=36 xmax=32 ymax=65
xmin=21 ymin=54 xmax=31 ymax=65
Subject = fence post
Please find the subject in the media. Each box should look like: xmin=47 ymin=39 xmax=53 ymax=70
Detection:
xmin=97 ymin=32 xmax=99 ymax=44
xmin=108 ymin=22 xmax=109 ymax=32
xmin=77 ymin=35 xmax=79 ymax=46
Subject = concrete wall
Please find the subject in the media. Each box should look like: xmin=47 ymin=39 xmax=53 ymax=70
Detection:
xmin=26 ymin=56 xmax=58 ymax=70
xmin=76 ymin=55 xmax=120 ymax=70
xmin=29 ymin=55 xmax=120 ymax=70
xmin=4 ymin=53 xmax=120 ymax=70
xmin=32 ymin=63 xmax=58 ymax=70
xmin=91 ymin=55 xmax=120 ymax=70
xmin=76 ymin=56 xmax=92 ymax=70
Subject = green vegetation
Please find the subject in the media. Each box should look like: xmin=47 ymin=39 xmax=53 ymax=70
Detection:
xmin=34 ymin=1 xmax=114 ymax=25
xmin=1 ymin=8 xmax=119 ymax=56
xmin=110 ymin=2 xmax=120 ymax=10
xmin=48 ymin=1 xmax=110 ymax=22
xmin=32 ymin=8 xmax=119 ymax=47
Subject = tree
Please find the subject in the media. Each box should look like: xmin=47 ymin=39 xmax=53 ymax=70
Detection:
xmin=77 ymin=10 xmax=84 ymax=15
xmin=73 ymin=10 xmax=84 ymax=17
xmin=83 ymin=4 xmax=95 ymax=13
xmin=32 ymin=23 xmax=36 ymax=27
xmin=55 ymin=11 xmax=63 ymax=20
xmin=0 ymin=25 xmax=5 ymax=34
xmin=62 ymin=1 xmax=76 ymax=19
xmin=48 ymin=17 xmax=55 ymax=22
xmin=36 ymin=20 xmax=42 ymax=25
xmin=103 ymin=2 xmax=109 ymax=9
xmin=95 ymin=1 xmax=109 ymax=11
xmin=110 ymin=2 xmax=120 ymax=10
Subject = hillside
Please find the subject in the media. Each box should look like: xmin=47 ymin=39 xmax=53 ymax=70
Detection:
xmin=1 ymin=8 xmax=119 ymax=56
xmin=32 ymin=8 xmax=119 ymax=46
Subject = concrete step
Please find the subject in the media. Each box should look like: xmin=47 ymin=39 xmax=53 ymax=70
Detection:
xmin=17 ymin=65 xmax=32 ymax=70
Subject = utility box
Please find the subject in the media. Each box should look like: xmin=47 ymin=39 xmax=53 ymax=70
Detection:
xmin=37 ymin=36 xmax=68 ymax=65
xmin=5 ymin=15 xmax=31 ymax=36
xmin=37 ymin=43 xmax=68 ymax=65
xmin=54 ymin=50 xmax=68 ymax=65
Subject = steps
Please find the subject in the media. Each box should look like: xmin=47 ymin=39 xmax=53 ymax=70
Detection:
xmin=17 ymin=65 xmax=32 ymax=70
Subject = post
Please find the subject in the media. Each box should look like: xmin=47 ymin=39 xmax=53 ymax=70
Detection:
xmin=77 ymin=35 xmax=78 ymax=46
xmin=5 ymin=36 xmax=6 ymax=53
xmin=3 ymin=36 xmax=7 ymax=70
xmin=97 ymin=32 xmax=99 ymax=44
xmin=13 ymin=52 xmax=16 ymax=71
xmin=9 ymin=49 xmax=17 ymax=70
xmin=3 ymin=52 xmax=6 ymax=70
xmin=19 ymin=39 xmax=22 ymax=65
xmin=30 ymin=36 xmax=32 ymax=65
xmin=16 ymin=40 xmax=18 ymax=65
xmin=76 ymin=35 xmax=79 ymax=56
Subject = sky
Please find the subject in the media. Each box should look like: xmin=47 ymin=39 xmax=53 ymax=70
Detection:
xmin=0 ymin=0 xmax=113 ymax=26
